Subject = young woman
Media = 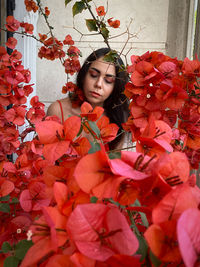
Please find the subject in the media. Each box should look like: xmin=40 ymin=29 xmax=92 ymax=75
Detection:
xmin=47 ymin=47 xmax=129 ymax=150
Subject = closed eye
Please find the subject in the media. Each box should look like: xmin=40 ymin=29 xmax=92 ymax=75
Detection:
xmin=89 ymin=69 xmax=98 ymax=78
xmin=104 ymin=76 xmax=115 ymax=84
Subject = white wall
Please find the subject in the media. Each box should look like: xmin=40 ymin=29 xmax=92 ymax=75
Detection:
xmin=36 ymin=0 xmax=169 ymax=108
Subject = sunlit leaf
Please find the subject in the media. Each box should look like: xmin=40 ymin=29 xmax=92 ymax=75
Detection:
xmin=88 ymin=120 xmax=100 ymax=137
xmin=101 ymin=27 xmax=109 ymax=39
xmin=85 ymin=19 xmax=98 ymax=32
xmin=103 ymin=50 xmax=119 ymax=63
xmin=65 ymin=0 xmax=72 ymax=6
xmin=72 ymin=1 xmax=85 ymax=17
xmin=88 ymin=142 xmax=101 ymax=154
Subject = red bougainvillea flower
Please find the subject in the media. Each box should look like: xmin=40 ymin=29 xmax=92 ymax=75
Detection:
xmin=63 ymin=34 xmax=74 ymax=45
xmin=67 ymin=46 xmax=81 ymax=57
xmin=74 ymin=148 xmax=124 ymax=200
xmin=26 ymin=95 xmax=45 ymax=124
xmin=177 ymin=208 xmax=200 ymax=267
xmin=38 ymin=33 xmax=47 ymax=42
xmin=157 ymin=61 xmax=178 ymax=79
xmin=4 ymin=70 xmax=25 ymax=85
xmin=5 ymin=37 xmax=17 ymax=50
xmin=0 ymin=177 xmax=14 ymax=197
xmin=152 ymin=183 xmax=200 ymax=224
xmin=24 ymin=0 xmax=38 ymax=13
xmin=5 ymin=16 xmax=20 ymax=31
xmin=20 ymin=22 xmax=34 ymax=34
xmin=144 ymin=220 xmax=182 ymax=262
xmin=162 ymin=84 xmax=188 ymax=111
xmin=182 ymin=57 xmax=200 ymax=78
xmin=80 ymin=101 xmax=104 ymax=121
xmin=36 ymin=116 xmax=81 ymax=162
xmin=136 ymin=118 xmax=173 ymax=157
xmin=63 ymin=57 xmax=81 ymax=75
xmin=10 ymin=49 xmax=22 ymax=61
xmin=72 ymin=136 xmax=91 ymax=156
xmin=21 ymin=206 xmax=68 ymax=267
xmin=45 ymin=6 xmax=50 ymax=16
xmin=156 ymin=151 xmax=190 ymax=187
xmin=62 ymin=81 xmax=77 ymax=94
xmin=131 ymin=61 xmax=158 ymax=87
xmin=53 ymin=182 xmax=90 ymax=217
xmin=97 ymin=115 xmax=119 ymax=143
xmin=75 ymin=148 xmax=151 ymax=202
xmin=107 ymin=18 xmax=120 ymax=28
xmin=96 ymin=6 xmax=106 ymax=16
xmin=23 ymin=84 xmax=34 ymax=96
xmin=19 ymin=181 xmax=52 ymax=212
xmin=4 ymin=105 xmax=26 ymax=126
xmin=66 ymin=203 xmax=139 ymax=261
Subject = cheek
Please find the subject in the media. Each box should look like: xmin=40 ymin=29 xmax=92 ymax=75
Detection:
xmin=83 ymin=76 xmax=92 ymax=92
xmin=105 ymin=85 xmax=114 ymax=97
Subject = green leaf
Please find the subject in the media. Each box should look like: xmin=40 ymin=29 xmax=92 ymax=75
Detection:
xmin=108 ymin=152 xmax=121 ymax=159
xmin=11 ymin=197 xmax=19 ymax=204
xmin=3 ymin=256 xmax=19 ymax=267
xmin=1 ymin=242 xmax=12 ymax=253
xmin=100 ymin=27 xmax=109 ymax=39
xmin=0 ymin=195 xmax=10 ymax=201
xmin=85 ymin=19 xmax=98 ymax=32
xmin=136 ymin=235 xmax=148 ymax=261
xmin=88 ymin=142 xmax=101 ymax=154
xmin=15 ymin=240 xmax=33 ymax=260
xmin=88 ymin=121 xmax=101 ymax=137
xmin=149 ymin=250 xmax=162 ymax=267
xmin=72 ymin=1 xmax=86 ymax=17
xmin=65 ymin=0 xmax=72 ymax=6
xmin=103 ymin=50 xmax=119 ymax=63
xmin=90 ymin=196 xmax=98 ymax=203
xmin=76 ymin=124 xmax=83 ymax=137
xmin=0 ymin=203 xmax=10 ymax=213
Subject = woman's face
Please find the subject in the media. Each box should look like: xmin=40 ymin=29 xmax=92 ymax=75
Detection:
xmin=83 ymin=57 xmax=116 ymax=107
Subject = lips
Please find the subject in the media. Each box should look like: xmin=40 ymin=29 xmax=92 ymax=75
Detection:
xmin=90 ymin=91 xmax=101 ymax=97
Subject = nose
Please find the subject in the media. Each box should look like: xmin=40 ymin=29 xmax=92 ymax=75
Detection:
xmin=95 ymin=76 xmax=103 ymax=89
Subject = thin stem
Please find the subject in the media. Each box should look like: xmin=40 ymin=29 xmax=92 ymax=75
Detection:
xmin=36 ymin=0 xmax=54 ymax=39
xmin=0 ymin=28 xmax=43 ymax=44
xmin=82 ymin=0 xmax=111 ymax=49
xmin=108 ymin=145 xmax=136 ymax=154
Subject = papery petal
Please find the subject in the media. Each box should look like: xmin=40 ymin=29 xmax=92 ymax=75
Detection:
xmin=53 ymin=182 xmax=68 ymax=210
xmin=36 ymin=121 xmax=64 ymax=144
xmin=152 ymin=184 xmax=199 ymax=224
xmin=106 ymin=208 xmax=139 ymax=255
xmin=19 ymin=189 xmax=32 ymax=212
xmin=64 ymin=116 xmax=81 ymax=140
xmin=177 ymin=208 xmax=200 ymax=267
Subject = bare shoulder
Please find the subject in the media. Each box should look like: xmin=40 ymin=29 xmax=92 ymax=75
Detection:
xmin=46 ymin=97 xmax=80 ymax=121
xmin=46 ymin=100 xmax=61 ymax=118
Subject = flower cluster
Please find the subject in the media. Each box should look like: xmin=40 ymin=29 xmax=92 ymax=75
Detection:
xmin=124 ymin=51 xmax=200 ymax=167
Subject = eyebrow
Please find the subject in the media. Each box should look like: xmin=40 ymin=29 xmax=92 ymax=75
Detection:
xmin=90 ymin=67 xmax=116 ymax=78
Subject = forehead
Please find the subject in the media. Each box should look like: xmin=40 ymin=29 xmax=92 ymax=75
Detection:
xmin=89 ymin=57 xmax=116 ymax=76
